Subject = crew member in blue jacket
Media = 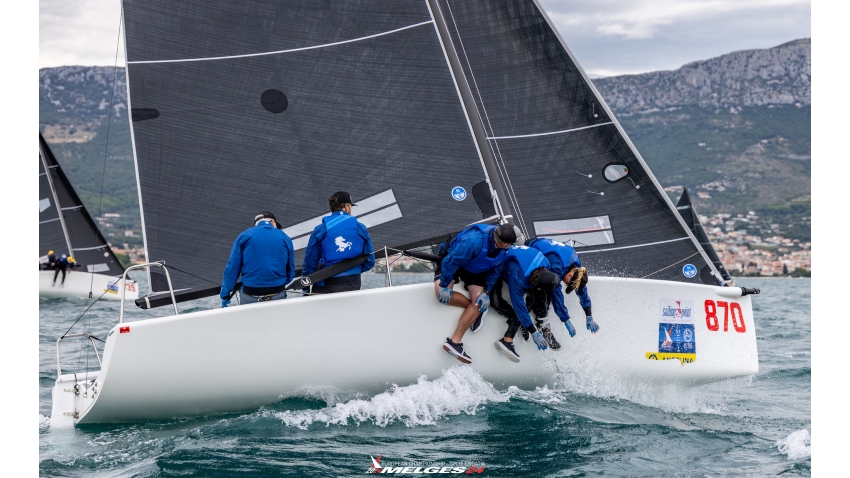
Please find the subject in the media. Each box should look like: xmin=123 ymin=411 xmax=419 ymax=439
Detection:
xmin=492 ymin=245 xmax=565 ymax=363
xmin=220 ymin=211 xmax=295 ymax=306
xmin=527 ymin=238 xmax=599 ymax=343
xmin=302 ymin=191 xmax=375 ymax=294
xmin=435 ymin=223 xmax=518 ymax=364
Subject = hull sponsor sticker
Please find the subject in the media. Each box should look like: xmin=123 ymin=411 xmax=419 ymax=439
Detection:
xmin=646 ymin=299 xmax=696 ymax=364
xmin=104 ymin=281 xmax=120 ymax=295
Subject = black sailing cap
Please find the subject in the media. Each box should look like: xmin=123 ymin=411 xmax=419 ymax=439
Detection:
xmin=494 ymin=223 xmax=517 ymax=244
xmin=255 ymin=211 xmax=283 ymax=229
xmin=329 ymin=191 xmax=357 ymax=206
xmin=534 ymin=269 xmax=560 ymax=291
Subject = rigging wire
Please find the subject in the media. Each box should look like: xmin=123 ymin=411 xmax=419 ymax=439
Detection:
xmin=88 ymin=9 xmax=125 ymax=298
xmin=442 ymin=0 xmax=530 ymax=238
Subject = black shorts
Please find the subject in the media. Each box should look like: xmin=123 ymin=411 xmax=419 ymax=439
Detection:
xmin=434 ymin=264 xmax=488 ymax=290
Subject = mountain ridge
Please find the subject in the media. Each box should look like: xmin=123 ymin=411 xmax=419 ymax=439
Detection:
xmin=38 ymin=38 xmax=811 ymax=242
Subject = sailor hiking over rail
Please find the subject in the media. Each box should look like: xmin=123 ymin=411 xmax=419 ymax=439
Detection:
xmin=527 ymin=238 xmax=599 ymax=338
xmin=490 ymin=245 xmax=563 ymax=362
xmin=435 ymin=223 xmax=519 ymax=364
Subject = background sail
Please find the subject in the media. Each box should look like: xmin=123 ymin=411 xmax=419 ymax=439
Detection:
xmin=433 ymin=0 xmax=716 ymax=283
xmin=677 ymin=188 xmax=732 ymax=281
xmin=123 ymin=0 xmax=498 ymax=292
xmin=39 ymin=133 xmax=125 ymax=276
xmin=39 ymin=146 xmax=69 ymax=258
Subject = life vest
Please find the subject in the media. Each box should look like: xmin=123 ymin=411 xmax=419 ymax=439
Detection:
xmin=319 ymin=213 xmax=364 ymax=268
xmin=528 ymin=238 xmax=580 ymax=275
xmin=505 ymin=245 xmax=549 ymax=285
xmin=451 ymin=224 xmax=506 ymax=274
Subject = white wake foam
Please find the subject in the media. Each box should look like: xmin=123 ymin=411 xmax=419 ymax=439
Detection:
xmin=776 ymin=429 xmax=811 ymax=460
xmin=274 ymin=365 xmax=509 ymax=429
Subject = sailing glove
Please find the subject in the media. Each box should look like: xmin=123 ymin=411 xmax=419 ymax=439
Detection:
xmin=438 ymin=286 xmax=453 ymax=304
xmin=221 ymin=298 xmax=230 ymax=308
xmin=586 ymin=316 xmax=600 ymax=333
xmin=564 ymin=319 xmax=577 ymax=337
xmin=476 ymin=292 xmax=490 ymax=313
xmin=532 ymin=331 xmax=548 ymax=350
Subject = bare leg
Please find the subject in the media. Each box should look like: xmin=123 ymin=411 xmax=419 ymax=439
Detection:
xmin=450 ymin=285 xmax=483 ymax=343
xmin=434 ymin=280 xmax=471 ymax=308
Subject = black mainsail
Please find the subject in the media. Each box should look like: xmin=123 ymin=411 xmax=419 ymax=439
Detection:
xmin=676 ymin=188 xmax=732 ymax=282
xmin=122 ymin=0 xmax=721 ymax=295
xmin=39 ymin=133 xmax=126 ymax=277
xmin=123 ymin=0 xmax=500 ymax=292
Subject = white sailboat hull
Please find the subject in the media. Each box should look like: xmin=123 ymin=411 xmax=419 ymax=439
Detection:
xmin=39 ymin=270 xmax=139 ymax=301
xmin=51 ymin=277 xmax=757 ymax=425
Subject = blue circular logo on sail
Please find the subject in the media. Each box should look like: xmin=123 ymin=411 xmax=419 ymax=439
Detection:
xmin=682 ymin=264 xmax=697 ymax=278
xmin=451 ymin=186 xmax=467 ymax=201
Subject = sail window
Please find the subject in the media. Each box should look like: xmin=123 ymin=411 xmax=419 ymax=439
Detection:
xmin=533 ymin=216 xmax=615 ymax=247
xmin=603 ymin=164 xmax=629 ymax=183
xmin=87 ymin=263 xmax=110 ymax=273
xmin=261 ymin=89 xmax=288 ymax=113
xmin=39 ymin=198 xmax=51 ymax=212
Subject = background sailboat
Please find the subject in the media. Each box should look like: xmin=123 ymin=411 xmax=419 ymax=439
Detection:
xmin=51 ymin=0 xmax=758 ymax=425
xmin=676 ymin=188 xmax=733 ymax=283
xmin=39 ymin=132 xmax=139 ymax=301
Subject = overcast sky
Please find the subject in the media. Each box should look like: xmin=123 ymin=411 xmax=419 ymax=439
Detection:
xmin=39 ymin=0 xmax=810 ymax=77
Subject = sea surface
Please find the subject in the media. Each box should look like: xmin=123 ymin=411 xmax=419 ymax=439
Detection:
xmin=39 ymin=274 xmax=810 ymax=476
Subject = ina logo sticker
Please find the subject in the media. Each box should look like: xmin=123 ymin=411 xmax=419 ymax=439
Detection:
xmin=682 ymin=264 xmax=697 ymax=278
xmin=451 ymin=186 xmax=467 ymax=201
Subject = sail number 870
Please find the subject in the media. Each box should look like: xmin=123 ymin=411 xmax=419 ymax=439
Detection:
xmin=704 ymin=300 xmax=746 ymax=333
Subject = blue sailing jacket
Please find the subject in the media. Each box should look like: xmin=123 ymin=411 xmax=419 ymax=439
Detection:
xmin=502 ymin=246 xmax=571 ymax=329
xmin=221 ymin=220 xmax=295 ymax=298
xmin=302 ymin=211 xmax=375 ymax=281
xmin=527 ymin=238 xmax=591 ymax=315
xmin=439 ymin=224 xmax=506 ymax=291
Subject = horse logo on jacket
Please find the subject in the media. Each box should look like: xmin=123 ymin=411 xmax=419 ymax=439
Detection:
xmin=335 ymin=236 xmax=353 ymax=252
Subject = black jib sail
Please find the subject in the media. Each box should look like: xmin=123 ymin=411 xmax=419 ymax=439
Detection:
xmin=676 ymin=188 xmax=732 ymax=282
xmin=39 ymin=133 xmax=126 ymax=277
xmin=122 ymin=0 xmax=721 ymax=295
xmin=431 ymin=0 xmax=720 ymax=283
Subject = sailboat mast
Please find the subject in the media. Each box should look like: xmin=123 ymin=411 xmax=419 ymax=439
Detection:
xmin=427 ymin=0 xmax=512 ymax=225
xmin=39 ymin=140 xmax=74 ymax=257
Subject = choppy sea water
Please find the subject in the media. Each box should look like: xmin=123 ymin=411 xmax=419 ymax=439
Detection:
xmin=39 ymin=274 xmax=810 ymax=476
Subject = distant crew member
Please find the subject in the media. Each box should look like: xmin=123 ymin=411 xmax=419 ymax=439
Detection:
xmin=41 ymin=250 xmax=57 ymax=270
xmin=435 ymin=223 xmax=518 ymax=364
xmin=52 ymin=253 xmax=70 ymax=287
xmin=220 ymin=211 xmax=295 ymax=306
xmin=302 ymin=191 xmax=375 ymax=294
xmin=527 ymin=238 xmax=599 ymax=340
xmin=492 ymin=246 xmax=565 ymax=363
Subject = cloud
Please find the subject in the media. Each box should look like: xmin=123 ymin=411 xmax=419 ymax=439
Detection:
xmin=39 ymin=0 xmax=811 ymax=75
xmin=540 ymin=0 xmax=810 ymax=76
xmin=40 ymin=0 xmax=124 ymax=68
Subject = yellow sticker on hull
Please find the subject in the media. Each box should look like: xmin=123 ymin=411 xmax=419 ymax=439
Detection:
xmin=645 ymin=352 xmax=696 ymax=365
